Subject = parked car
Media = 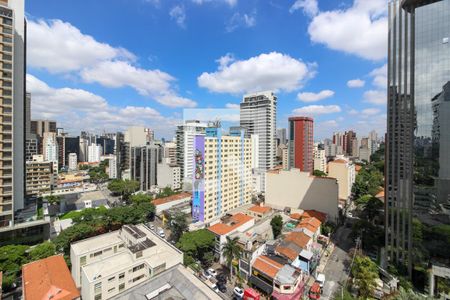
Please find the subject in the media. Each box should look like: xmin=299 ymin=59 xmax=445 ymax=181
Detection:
xmin=207 ymin=268 xmax=217 ymax=277
xmin=210 ymin=283 xmax=219 ymax=293
xmin=217 ymin=282 xmax=227 ymax=293
xmin=316 ymin=273 xmax=325 ymax=293
xmin=202 ymin=270 xmax=212 ymax=280
xmin=234 ymin=287 xmax=244 ymax=298
xmin=149 ymin=224 xmax=155 ymax=230
xmin=216 ymin=273 xmax=227 ymax=284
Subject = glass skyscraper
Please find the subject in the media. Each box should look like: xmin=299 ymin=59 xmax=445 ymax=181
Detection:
xmin=387 ymin=0 xmax=450 ymax=274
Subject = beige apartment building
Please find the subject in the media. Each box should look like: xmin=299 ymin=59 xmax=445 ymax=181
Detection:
xmin=25 ymin=155 xmax=56 ymax=196
xmin=71 ymin=224 xmax=183 ymax=300
xmin=0 ymin=0 xmax=26 ymax=227
xmin=192 ymin=127 xmax=254 ymax=223
xmin=327 ymin=157 xmax=355 ymax=201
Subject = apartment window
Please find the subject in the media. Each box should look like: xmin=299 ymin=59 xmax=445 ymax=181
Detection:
xmin=2 ymin=45 xmax=11 ymax=52
xmin=132 ymin=274 xmax=145 ymax=283
xmin=2 ymin=18 xmax=12 ymax=26
xmin=2 ymin=27 xmax=11 ymax=35
xmin=119 ymin=283 xmax=125 ymax=291
xmin=94 ymin=282 xmax=102 ymax=294
xmin=108 ymin=276 xmax=115 ymax=282
xmin=132 ymin=264 xmax=145 ymax=272
xmin=118 ymin=272 xmax=125 ymax=281
xmin=94 ymin=294 xmax=102 ymax=300
xmin=108 ymin=287 xmax=115 ymax=293
xmin=80 ymin=256 xmax=86 ymax=266
xmin=90 ymin=250 xmax=102 ymax=258
xmin=104 ymin=247 xmax=112 ymax=253
xmin=118 ymin=243 xmax=125 ymax=248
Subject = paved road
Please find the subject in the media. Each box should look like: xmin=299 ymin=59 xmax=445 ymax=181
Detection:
xmin=321 ymin=226 xmax=353 ymax=300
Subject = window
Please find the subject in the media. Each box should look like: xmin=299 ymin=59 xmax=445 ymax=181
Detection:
xmin=132 ymin=264 xmax=145 ymax=272
xmin=118 ymin=273 xmax=125 ymax=281
xmin=119 ymin=283 xmax=125 ymax=291
xmin=90 ymin=250 xmax=102 ymax=258
xmin=94 ymin=282 xmax=102 ymax=294
xmin=94 ymin=294 xmax=102 ymax=300
xmin=2 ymin=18 xmax=12 ymax=25
xmin=132 ymin=274 xmax=145 ymax=283
xmin=108 ymin=276 xmax=115 ymax=282
xmin=136 ymin=251 xmax=142 ymax=258
xmin=80 ymin=256 xmax=86 ymax=266
xmin=108 ymin=287 xmax=115 ymax=293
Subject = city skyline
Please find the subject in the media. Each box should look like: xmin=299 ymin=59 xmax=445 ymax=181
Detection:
xmin=26 ymin=0 xmax=388 ymax=139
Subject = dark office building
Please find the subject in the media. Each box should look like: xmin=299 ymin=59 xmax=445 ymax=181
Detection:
xmin=96 ymin=137 xmax=115 ymax=155
xmin=64 ymin=137 xmax=80 ymax=166
xmin=386 ymin=0 xmax=450 ymax=276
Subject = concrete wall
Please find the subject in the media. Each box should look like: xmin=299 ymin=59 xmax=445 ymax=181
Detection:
xmin=265 ymin=168 xmax=339 ymax=222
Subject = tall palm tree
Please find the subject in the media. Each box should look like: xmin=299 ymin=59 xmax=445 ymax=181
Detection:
xmin=222 ymin=236 xmax=241 ymax=278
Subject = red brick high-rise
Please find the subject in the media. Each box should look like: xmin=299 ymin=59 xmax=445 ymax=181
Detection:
xmin=288 ymin=117 xmax=314 ymax=173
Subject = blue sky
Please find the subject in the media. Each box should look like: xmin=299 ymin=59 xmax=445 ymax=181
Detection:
xmin=25 ymin=0 xmax=388 ymax=139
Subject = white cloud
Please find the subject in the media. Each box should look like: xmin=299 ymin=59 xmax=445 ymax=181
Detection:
xmin=226 ymin=11 xmax=256 ymax=32
xmin=297 ymin=89 xmax=334 ymax=102
xmin=192 ymin=0 xmax=237 ymax=7
xmin=292 ymin=104 xmax=341 ymax=116
xmin=80 ymin=61 xmax=197 ymax=108
xmin=27 ymin=19 xmax=135 ymax=73
xmin=306 ymin=0 xmax=387 ymax=60
xmin=364 ymin=90 xmax=386 ymax=105
xmin=370 ymin=64 xmax=387 ymax=89
xmin=321 ymin=120 xmax=338 ymax=127
xmin=198 ymin=52 xmax=315 ymax=94
xmin=27 ymin=74 xmax=179 ymax=137
xmin=361 ymin=108 xmax=381 ymax=116
xmin=169 ymin=5 xmax=186 ymax=28
xmin=29 ymin=19 xmax=196 ymax=108
xmin=348 ymin=109 xmax=359 ymax=115
xmin=225 ymin=103 xmax=240 ymax=109
xmin=290 ymin=0 xmax=318 ymax=17
xmin=347 ymin=79 xmax=365 ymax=88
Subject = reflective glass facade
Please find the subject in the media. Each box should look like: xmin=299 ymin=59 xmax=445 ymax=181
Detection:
xmin=387 ymin=0 xmax=450 ymax=273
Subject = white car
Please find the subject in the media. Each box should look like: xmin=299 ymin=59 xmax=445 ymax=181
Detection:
xmin=207 ymin=268 xmax=217 ymax=277
xmin=316 ymin=273 xmax=326 ymax=289
xmin=202 ymin=270 xmax=212 ymax=280
xmin=149 ymin=224 xmax=155 ymax=230
xmin=233 ymin=287 xmax=244 ymax=298
xmin=210 ymin=283 xmax=219 ymax=293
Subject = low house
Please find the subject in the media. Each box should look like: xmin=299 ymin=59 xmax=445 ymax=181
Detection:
xmin=246 ymin=204 xmax=272 ymax=220
xmin=22 ymin=255 xmax=80 ymax=300
xmin=272 ymin=265 xmax=305 ymax=300
xmin=297 ymin=217 xmax=321 ymax=240
xmin=250 ymin=255 xmax=284 ymax=295
xmin=207 ymin=213 xmax=255 ymax=264
xmin=152 ymin=192 xmax=191 ymax=215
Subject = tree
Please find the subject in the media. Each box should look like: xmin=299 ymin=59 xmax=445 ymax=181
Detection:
xmin=270 ymin=215 xmax=283 ymax=238
xmin=107 ymin=179 xmax=140 ymax=201
xmin=29 ymin=242 xmax=56 ymax=261
xmin=130 ymin=193 xmax=152 ymax=204
xmin=351 ymin=255 xmax=379 ymax=298
xmin=44 ymin=194 xmax=61 ymax=205
xmin=222 ymin=236 xmax=241 ymax=277
xmin=53 ymin=223 xmax=98 ymax=254
xmin=168 ymin=212 xmax=188 ymax=243
xmin=177 ymin=229 xmax=215 ymax=266
xmin=362 ymin=197 xmax=383 ymax=223
xmin=0 ymin=245 xmax=29 ymax=290
xmin=313 ymin=170 xmax=327 ymax=177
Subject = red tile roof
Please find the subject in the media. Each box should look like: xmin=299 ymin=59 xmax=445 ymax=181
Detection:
xmin=290 ymin=213 xmax=302 ymax=220
xmin=208 ymin=213 xmax=254 ymax=236
xmin=248 ymin=205 xmax=271 ymax=214
xmin=275 ymin=246 xmax=298 ymax=261
xmin=152 ymin=192 xmax=192 ymax=206
xmin=331 ymin=159 xmax=347 ymax=164
xmin=252 ymin=255 xmax=283 ymax=279
xmin=22 ymin=255 xmax=80 ymax=300
xmin=297 ymin=217 xmax=321 ymax=233
xmin=302 ymin=210 xmax=327 ymax=223
xmin=285 ymin=231 xmax=311 ymax=249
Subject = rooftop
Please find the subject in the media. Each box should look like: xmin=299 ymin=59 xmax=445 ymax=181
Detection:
xmin=302 ymin=210 xmax=327 ymax=223
xmin=297 ymin=217 xmax=321 ymax=233
xmin=111 ymin=264 xmax=221 ymax=300
xmin=208 ymin=213 xmax=254 ymax=236
xmin=71 ymin=230 xmax=123 ymax=255
xmin=248 ymin=205 xmax=272 ymax=214
xmin=80 ymin=225 xmax=182 ymax=281
xmin=152 ymin=192 xmax=192 ymax=206
xmin=285 ymin=231 xmax=311 ymax=249
xmin=253 ymin=255 xmax=283 ymax=279
xmin=274 ymin=264 xmax=302 ymax=285
xmin=22 ymin=255 xmax=80 ymax=300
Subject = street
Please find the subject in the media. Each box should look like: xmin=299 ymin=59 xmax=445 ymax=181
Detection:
xmin=321 ymin=226 xmax=353 ymax=300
